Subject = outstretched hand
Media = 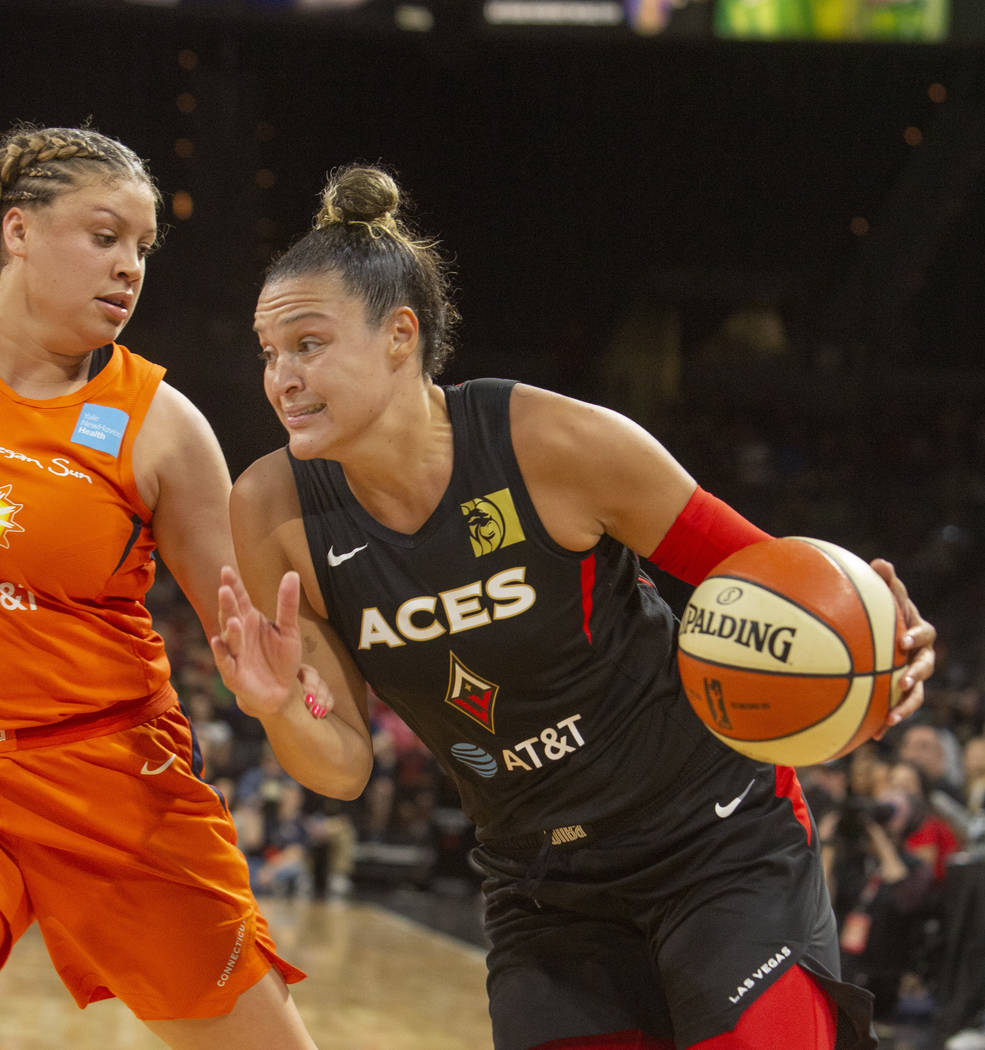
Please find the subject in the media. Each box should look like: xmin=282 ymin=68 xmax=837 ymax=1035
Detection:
xmin=870 ymin=558 xmax=937 ymax=736
xmin=210 ymin=565 xmax=303 ymax=719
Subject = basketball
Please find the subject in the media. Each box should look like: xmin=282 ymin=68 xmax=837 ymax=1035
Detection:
xmin=677 ymin=536 xmax=908 ymax=766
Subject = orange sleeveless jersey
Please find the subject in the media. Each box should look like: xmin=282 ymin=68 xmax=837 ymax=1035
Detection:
xmin=0 ymin=344 xmax=175 ymax=734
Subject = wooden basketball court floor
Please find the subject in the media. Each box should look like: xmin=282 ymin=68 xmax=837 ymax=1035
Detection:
xmin=0 ymin=897 xmax=495 ymax=1050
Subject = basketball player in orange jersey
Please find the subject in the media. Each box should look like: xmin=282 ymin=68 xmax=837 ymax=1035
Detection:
xmin=0 ymin=123 xmax=318 ymax=1049
xmin=212 ymin=164 xmax=938 ymax=1050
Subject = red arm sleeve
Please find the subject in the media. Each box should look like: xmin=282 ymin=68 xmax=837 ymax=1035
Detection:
xmin=648 ymin=487 xmax=772 ymax=586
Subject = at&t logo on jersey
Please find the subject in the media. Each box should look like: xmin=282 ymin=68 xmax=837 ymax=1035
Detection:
xmin=0 ymin=582 xmax=38 ymax=611
xmin=449 ymin=714 xmax=588 ymax=779
xmin=461 ymin=487 xmax=525 ymax=556
xmin=0 ymin=483 xmax=25 ymax=549
xmin=450 ymin=742 xmax=499 ymax=777
xmin=503 ymin=714 xmax=586 ymax=771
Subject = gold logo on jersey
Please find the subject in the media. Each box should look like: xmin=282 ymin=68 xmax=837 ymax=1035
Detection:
xmin=461 ymin=488 xmax=525 ymax=557
xmin=0 ymin=484 xmax=25 ymax=549
xmin=444 ymin=651 xmax=499 ymax=733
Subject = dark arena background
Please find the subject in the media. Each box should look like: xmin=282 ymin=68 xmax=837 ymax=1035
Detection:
xmin=3 ymin=2 xmax=985 ymax=1048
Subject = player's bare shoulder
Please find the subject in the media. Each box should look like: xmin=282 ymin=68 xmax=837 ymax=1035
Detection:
xmin=507 ymin=384 xmax=619 ymax=550
xmin=231 ymin=447 xmax=299 ymax=530
xmin=508 ymin=383 xmax=698 ymax=556
xmin=509 ymin=382 xmax=642 ymax=472
xmin=233 ymin=446 xmax=292 ymax=495
xmin=231 ymin=449 xmax=328 ymax=619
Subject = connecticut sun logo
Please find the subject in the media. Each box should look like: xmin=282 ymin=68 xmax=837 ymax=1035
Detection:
xmin=0 ymin=484 xmax=25 ymax=549
xmin=460 ymin=487 xmax=525 ymax=557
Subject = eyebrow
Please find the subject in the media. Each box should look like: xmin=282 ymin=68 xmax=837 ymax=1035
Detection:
xmin=91 ymin=206 xmax=157 ymax=238
xmin=253 ymin=309 xmax=333 ymax=333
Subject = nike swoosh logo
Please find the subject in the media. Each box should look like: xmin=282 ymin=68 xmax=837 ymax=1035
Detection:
xmin=141 ymin=754 xmax=177 ymax=776
xmin=715 ymin=778 xmax=756 ymax=819
xmin=327 ymin=544 xmax=368 ymax=567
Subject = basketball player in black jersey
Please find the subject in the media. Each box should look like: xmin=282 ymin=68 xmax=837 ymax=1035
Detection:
xmin=211 ymin=164 xmax=937 ymax=1050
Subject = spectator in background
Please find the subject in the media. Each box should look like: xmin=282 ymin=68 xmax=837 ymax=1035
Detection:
xmin=848 ymin=741 xmax=892 ymax=801
xmin=367 ymin=692 xmax=438 ymax=846
xmin=303 ymin=789 xmax=358 ymax=899
xmin=252 ymin=779 xmax=311 ymax=899
xmin=887 ymin=759 xmax=962 ymax=883
xmin=885 ymin=760 xmax=958 ymax=1017
xmin=917 ymin=734 xmax=985 ymax=864
xmin=237 ymin=740 xmax=291 ymax=801
xmin=800 ymin=759 xmax=849 ymax=890
xmin=362 ymin=710 xmax=398 ymax=842
xmin=899 ymin=722 xmax=964 ymax=802
xmin=198 ymin=718 xmax=240 ymax=799
xmin=933 ymin=740 xmax=985 ymax=1050
xmin=827 ymin=784 xmax=935 ymax=1029
xmin=801 ymin=760 xmax=850 ymax=824
xmin=963 ymin=736 xmax=985 ymax=817
xmin=233 ymin=745 xmax=307 ymax=893
xmin=952 ymin=687 xmax=985 ymax=744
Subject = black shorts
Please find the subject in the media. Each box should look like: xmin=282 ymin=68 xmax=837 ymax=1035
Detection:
xmin=471 ymin=757 xmax=875 ymax=1050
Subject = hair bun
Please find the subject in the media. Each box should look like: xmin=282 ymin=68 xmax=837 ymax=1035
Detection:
xmin=315 ymin=165 xmax=400 ymax=231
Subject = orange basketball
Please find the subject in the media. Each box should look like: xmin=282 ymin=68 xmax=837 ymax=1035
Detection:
xmin=677 ymin=536 xmax=908 ymax=766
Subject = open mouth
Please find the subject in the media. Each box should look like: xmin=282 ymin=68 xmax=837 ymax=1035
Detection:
xmin=96 ymin=294 xmax=130 ymax=320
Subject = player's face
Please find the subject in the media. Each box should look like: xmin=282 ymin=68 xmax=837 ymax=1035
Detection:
xmin=12 ymin=176 xmax=157 ymax=355
xmin=255 ymin=273 xmax=410 ymax=460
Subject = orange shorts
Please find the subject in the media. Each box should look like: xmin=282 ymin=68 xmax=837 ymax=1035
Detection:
xmin=0 ymin=703 xmax=305 ymax=1020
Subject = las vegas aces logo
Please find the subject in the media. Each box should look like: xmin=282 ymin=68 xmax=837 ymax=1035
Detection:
xmin=460 ymin=487 xmax=525 ymax=557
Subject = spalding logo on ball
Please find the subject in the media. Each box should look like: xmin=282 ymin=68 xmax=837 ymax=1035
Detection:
xmin=677 ymin=536 xmax=907 ymax=766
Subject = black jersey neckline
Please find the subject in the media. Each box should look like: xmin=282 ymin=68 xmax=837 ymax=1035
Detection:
xmin=287 ymin=381 xmax=478 ymax=551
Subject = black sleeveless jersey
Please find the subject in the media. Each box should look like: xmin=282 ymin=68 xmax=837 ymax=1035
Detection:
xmin=289 ymin=378 xmax=725 ymax=842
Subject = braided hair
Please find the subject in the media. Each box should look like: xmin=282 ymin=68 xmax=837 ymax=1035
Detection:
xmin=0 ymin=123 xmax=159 ymax=226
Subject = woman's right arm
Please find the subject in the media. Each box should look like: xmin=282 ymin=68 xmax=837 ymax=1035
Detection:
xmin=211 ymin=452 xmax=374 ymax=800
